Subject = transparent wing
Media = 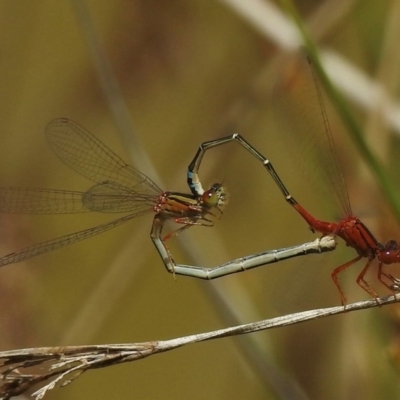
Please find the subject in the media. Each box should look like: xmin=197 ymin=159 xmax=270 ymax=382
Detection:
xmin=0 ymin=188 xmax=88 ymax=214
xmin=0 ymin=184 xmax=159 ymax=215
xmin=45 ymin=118 xmax=162 ymax=195
xmin=82 ymin=182 xmax=159 ymax=213
xmin=0 ymin=213 xmax=142 ymax=267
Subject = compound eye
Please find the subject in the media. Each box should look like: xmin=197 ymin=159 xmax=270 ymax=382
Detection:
xmin=202 ymin=183 xmax=226 ymax=207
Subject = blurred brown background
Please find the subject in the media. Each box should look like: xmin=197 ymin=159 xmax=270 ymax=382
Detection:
xmin=1 ymin=1 xmax=400 ymax=399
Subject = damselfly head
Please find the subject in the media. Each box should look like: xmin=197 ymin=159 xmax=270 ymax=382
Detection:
xmin=377 ymin=240 xmax=400 ymax=264
xmin=202 ymin=183 xmax=228 ymax=210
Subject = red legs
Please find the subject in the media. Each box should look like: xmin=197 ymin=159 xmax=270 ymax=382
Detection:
xmin=173 ymin=215 xmax=216 ymax=228
xmin=356 ymin=260 xmax=400 ymax=305
xmin=332 ymin=255 xmax=396 ymax=306
xmin=331 ymin=255 xmax=362 ymax=306
xmin=163 ymin=224 xmax=193 ymax=242
xmin=356 ymin=259 xmax=381 ymax=304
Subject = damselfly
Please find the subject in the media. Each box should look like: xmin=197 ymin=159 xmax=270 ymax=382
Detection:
xmin=0 ymin=118 xmax=335 ymax=277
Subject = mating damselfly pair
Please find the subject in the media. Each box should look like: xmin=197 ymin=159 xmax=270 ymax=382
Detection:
xmin=0 ymin=115 xmax=398 ymax=305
